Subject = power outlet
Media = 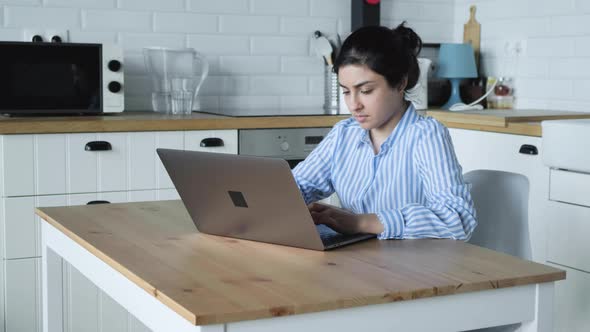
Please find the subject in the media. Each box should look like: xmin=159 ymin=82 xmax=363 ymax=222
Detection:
xmin=503 ymin=40 xmax=527 ymax=57
xmin=23 ymin=29 xmax=70 ymax=43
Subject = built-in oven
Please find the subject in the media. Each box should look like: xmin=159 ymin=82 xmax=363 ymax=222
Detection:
xmin=238 ymin=128 xmax=331 ymax=168
xmin=238 ymin=127 xmax=339 ymax=206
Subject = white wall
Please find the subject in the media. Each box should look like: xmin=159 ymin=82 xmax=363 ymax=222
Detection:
xmin=0 ymin=0 xmax=346 ymax=113
xmin=0 ymin=0 xmax=455 ymax=113
xmin=382 ymin=0 xmax=456 ymax=43
xmin=4 ymin=0 xmax=587 ymax=113
xmin=454 ymin=0 xmax=590 ymax=112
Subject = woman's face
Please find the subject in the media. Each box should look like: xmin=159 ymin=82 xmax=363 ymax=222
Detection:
xmin=338 ymin=64 xmax=406 ymax=131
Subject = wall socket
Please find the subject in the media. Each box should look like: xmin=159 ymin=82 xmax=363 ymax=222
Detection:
xmin=503 ymin=40 xmax=527 ymax=57
xmin=23 ymin=29 xmax=70 ymax=43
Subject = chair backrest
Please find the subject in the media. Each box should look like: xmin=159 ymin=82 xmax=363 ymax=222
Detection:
xmin=464 ymin=170 xmax=532 ymax=260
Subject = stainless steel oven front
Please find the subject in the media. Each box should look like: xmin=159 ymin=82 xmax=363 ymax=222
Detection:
xmin=238 ymin=127 xmax=340 ymax=206
xmin=238 ymin=128 xmax=331 ymax=168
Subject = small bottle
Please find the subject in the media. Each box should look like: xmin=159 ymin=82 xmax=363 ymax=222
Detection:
xmin=487 ymin=77 xmax=515 ymax=109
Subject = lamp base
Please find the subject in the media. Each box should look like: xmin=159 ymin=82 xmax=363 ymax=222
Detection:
xmin=442 ymin=78 xmax=465 ymax=110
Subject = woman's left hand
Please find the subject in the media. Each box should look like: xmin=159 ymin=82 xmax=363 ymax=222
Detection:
xmin=308 ymin=203 xmax=384 ymax=235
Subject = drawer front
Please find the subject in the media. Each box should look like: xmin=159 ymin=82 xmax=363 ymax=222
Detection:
xmin=547 ymin=262 xmax=590 ymax=332
xmin=0 ymin=135 xmax=35 ymax=197
xmin=550 ymin=169 xmax=590 ymax=207
xmin=2 ymin=196 xmax=67 ymax=259
xmin=546 ymin=200 xmax=590 ymax=273
xmin=1 ymin=190 xmax=181 ymax=259
xmin=1 ymin=132 xmax=186 ymax=197
xmin=185 ymin=130 xmax=238 ymax=154
xmin=4 ymin=258 xmax=41 ymax=332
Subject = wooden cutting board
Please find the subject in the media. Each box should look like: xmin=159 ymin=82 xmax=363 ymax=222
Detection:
xmin=463 ymin=5 xmax=481 ymax=69
xmin=426 ymin=109 xmax=590 ymax=128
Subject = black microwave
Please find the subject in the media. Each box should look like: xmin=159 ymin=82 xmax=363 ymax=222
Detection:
xmin=0 ymin=41 xmax=124 ymax=116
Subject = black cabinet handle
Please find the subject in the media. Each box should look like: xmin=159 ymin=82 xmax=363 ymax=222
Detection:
xmin=87 ymin=200 xmax=110 ymax=205
xmin=200 ymin=137 xmax=224 ymax=148
xmin=85 ymin=141 xmax=112 ymax=151
xmin=519 ymin=144 xmax=538 ymax=155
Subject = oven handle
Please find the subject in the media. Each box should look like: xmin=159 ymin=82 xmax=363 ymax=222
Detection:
xmin=200 ymin=137 xmax=224 ymax=148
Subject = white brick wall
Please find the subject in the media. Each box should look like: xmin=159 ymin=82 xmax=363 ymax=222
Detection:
xmin=455 ymin=0 xmax=590 ymax=112
xmin=37 ymin=1 xmax=590 ymax=113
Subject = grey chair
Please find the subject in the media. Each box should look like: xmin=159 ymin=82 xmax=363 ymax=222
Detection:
xmin=462 ymin=170 xmax=532 ymax=332
xmin=465 ymin=169 xmax=532 ymax=260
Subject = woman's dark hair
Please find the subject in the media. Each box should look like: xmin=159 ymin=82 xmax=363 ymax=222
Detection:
xmin=333 ymin=22 xmax=422 ymax=91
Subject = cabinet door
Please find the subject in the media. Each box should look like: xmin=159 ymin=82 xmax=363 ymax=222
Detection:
xmin=184 ymin=130 xmax=238 ymax=154
xmin=65 ymin=264 xmax=99 ymax=332
xmin=2 ymin=195 xmax=67 ymax=259
xmin=547 ymin=263 xmax=590 ymax=332
xmin=67 ymin=133 xmax=100 ymax=194
xmin=0 ymin=255 xmax=4 ymax=332
xmin=128 ymin=132 xmax=156 ymax=191
xmin=0 ymin=135 xmax=34 ymax=197
xmin=35 ymin=134 xmax=67 ymax=196
xmin=129 ymin=316 xmax=151 ymax=332
xmin=4 ymin=258 xmax=41 ymax=332
xmin=2 ymin=197 xmax=36 ymax=259
xmin=97 ymin=133 xmax=128 ymax=192
xmin=100 ymin=293 xmax=128 ymax=332
xmin=155 ymin=132 xmax=184 ymax=189
xmin=546 ymin=200 xmax=590 ymax=273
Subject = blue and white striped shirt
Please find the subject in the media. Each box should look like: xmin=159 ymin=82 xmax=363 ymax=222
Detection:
xmin=293 ymin=105 xmax=477 ymax=240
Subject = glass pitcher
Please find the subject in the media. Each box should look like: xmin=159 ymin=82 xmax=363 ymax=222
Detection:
xmin=143 ymin=47 xmax=209 ymax=114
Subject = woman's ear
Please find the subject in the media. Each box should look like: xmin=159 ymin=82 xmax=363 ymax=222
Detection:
xmin=398 ymin=76 xmax=408 ymax=92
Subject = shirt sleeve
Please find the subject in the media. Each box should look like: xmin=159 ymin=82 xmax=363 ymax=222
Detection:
xmin=376 ymin=121 xmax=477 ymax=241
xmin=292 ymin=125 xmax=339 ymax=205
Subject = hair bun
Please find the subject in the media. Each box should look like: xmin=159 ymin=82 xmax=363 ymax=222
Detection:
xmin=393 ymin=21 xmax=422 ymax=57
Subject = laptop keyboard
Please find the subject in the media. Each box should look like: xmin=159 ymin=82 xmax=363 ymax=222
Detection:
xmin=316 ymin=224 xmax=364 ymax=247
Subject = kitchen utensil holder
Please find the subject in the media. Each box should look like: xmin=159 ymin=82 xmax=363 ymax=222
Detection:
xmin=324 ymin=65 xmax=339 ymax=115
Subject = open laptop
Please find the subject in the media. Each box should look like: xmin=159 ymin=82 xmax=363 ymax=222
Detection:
xmin=157 ymin=148 xmax=376 ymax=251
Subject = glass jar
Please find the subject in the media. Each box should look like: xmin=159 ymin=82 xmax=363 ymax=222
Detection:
xmin=487 ymin=76 xmax=515 ymax=109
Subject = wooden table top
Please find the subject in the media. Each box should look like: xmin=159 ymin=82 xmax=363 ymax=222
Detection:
xmin=36 ymin=200 xmax=565 ymax=325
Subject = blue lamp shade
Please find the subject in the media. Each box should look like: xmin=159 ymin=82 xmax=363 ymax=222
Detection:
xmin=437 ymin=43 xmax=478 ymax=109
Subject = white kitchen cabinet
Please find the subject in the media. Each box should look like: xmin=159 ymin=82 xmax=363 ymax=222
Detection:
xmin=35 ymin=134 xmax=68 ymax=196
xmin=1 ymin=195 xmax=68 ymax=260
xmin=129 ymin=316 xmax=151 ymax=332
xmin=4 ymin=258 xmax=41 ymax=332
xmin=184 ymin=130 xmax=238 ymax=154
xmin=66 ymin=263 xmax=100 ymax=332
xmin=101 ymin=292 xmax=129 ymax=332
xmin=0 ymin=254 xmax=4 ymax=332
xmin=1 ymin=132 xmax=185 ymax=197
xmin=448 ymin=128 xmax=549 ymax=264
xmin=0 ymin=135 xmax=34 ymax=197
xmin=545 ymin=200 xmax=590 ymax=273
xmin=547 ymin=262 xmax=590 ymax=332
xmin=0 ymin=129 xmax=235 ymax=332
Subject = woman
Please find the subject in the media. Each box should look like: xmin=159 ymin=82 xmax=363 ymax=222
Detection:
xmin=293 ymin=23 xmax=477 ymax=240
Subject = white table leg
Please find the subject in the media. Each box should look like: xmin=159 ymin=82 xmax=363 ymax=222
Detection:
xmin=520 ymin=282 xmax=554 ymax=332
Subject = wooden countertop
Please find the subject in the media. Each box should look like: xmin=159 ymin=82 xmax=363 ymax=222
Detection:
xmin=36 ymin=200 xmax=565 ymax=326
xmin=0 ymin=112 xmax=349 ymax=135
xmin=3 ymin=109 xmax=589 ymax=136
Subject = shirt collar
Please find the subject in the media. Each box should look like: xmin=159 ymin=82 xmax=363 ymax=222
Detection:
xmin=357 ymin=103 xmax=419 ymax=148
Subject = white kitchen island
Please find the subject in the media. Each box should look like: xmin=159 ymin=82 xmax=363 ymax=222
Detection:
xmin=37 ymin=200 xmax=564 ymax=332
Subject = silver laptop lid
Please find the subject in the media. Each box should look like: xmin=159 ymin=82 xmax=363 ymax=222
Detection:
xmin=157 ymin=148 xmax=326 ymax=250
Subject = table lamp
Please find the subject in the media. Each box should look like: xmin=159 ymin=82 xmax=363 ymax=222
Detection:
xmin=437 ymin=43 xmax=478 ymax=110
